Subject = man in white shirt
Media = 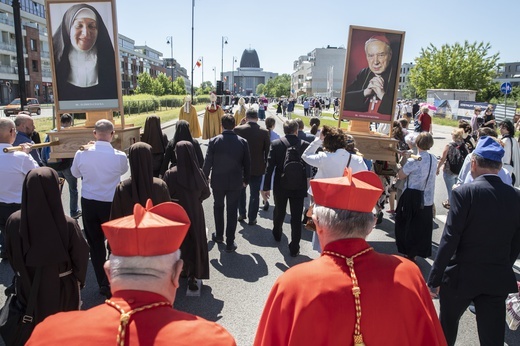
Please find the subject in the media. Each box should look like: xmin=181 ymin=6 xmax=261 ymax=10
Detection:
xmin=71 ymin=119 xmax=128 ymax=297
xmin=0 ymin=118 xmax=39 ymax=258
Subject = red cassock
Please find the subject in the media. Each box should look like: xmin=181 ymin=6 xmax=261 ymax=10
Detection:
xmin=254 ymin=238 xmax=447 ymax=346
xmin=27 ymin=290 xmax=236 ymax=346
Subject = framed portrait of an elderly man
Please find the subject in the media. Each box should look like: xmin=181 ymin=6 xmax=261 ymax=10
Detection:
xmin=341 ymin=26 xmax=405 ymax=124
xmin=46 ymin=0 xmax=121 ymax=112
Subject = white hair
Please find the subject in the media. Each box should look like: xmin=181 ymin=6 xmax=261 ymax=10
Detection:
xmin=313 ymin=205 xmax=374 ymax=238
xmin=109 ymin=250 xmax=181 ymax=280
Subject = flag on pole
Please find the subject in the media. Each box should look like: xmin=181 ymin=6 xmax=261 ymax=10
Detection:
xmin=196 ymin=59 xmax=202 ymax=68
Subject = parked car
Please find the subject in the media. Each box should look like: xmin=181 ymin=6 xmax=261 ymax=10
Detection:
xmin=3 ymin=98 xmax=41 ymax=116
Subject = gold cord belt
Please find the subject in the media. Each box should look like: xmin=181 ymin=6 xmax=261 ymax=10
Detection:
xmin=105 ymin=299 xmax=171 ymax=346
xmin=322 ymin=247 xmax=373 ymax=346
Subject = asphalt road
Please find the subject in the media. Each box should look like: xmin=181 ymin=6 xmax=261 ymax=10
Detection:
xmin=0 ymin=104 xmax=518 ymax=345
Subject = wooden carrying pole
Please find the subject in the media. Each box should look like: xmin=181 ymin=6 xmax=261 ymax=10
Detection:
xmin=3 ymin=140 xmax=60 ymax=153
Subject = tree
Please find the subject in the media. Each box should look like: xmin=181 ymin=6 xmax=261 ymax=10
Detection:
xmin=156 ymin=73 xmax=172 ymax=95
xmin=256 ymin=83 xmax=265 ymax=95
xmin=263 ymin=74 xmax=291 ymax=97
xmin=408 ymin=41 xmax=500 ymax=101
xmin=172 ymin=76 xmax=186 ymax=95
xmin=135 ymin=72 xmax=154 ymax=94
xmin=196 ymin=81 xmax=213 ymax=95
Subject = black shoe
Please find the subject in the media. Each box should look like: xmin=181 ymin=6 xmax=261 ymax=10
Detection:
xmin=99 ymin=285 xmax=112 ymax=299
xmin=71 ymin=210 xmax=82 ymax=219
xmin=237 ymin=215 xmax=246 ymax=222
xmin=248 ymin=219 xmax=257 ymax=225
xmin=211 ymin=233 xmax=224 ymax=244
xmin=188 ymin=278 xmax=199 ymax=291
xmin=262 ymin=201 xmax=270 ymax=211
xmin=290 ymin=249 xmax=300 ymax=257
xmin=468 ymin=303 xmax=476 ymax=314
xmin=376 ymin=211 xmax=383 ymax=225
xmin=225 ymin=242 xmax=238 ymax=253
xmin=272 ymin=231 xmax=281 ymax=242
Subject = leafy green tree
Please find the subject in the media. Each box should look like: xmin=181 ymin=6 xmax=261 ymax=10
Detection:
xmin=408 ymin=41 xmax=500 ymax=101
xmin=152 ymin=78 xmax=164 ymax=96
xmin=196 ymin=81 xmax=213 ymax=95
xmin=256 ymin=83 xmax=265 ymax=95
xmin=172 ymin=77 xmax=187 ymax=95
xmin=263 ymin=74 xmax=290 ymax=97
xmin=135 ymin=72 xmax=154 ymax=94
xmin=156 ymin=73 xmax=172 ymax=95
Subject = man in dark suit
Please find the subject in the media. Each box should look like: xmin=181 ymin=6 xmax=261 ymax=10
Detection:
xmin=428 ymin=136 xmax=520 ymax=346
xmin=294 ymin=118 xmax=315 ymax=143
xmin=234 ymin=109 xmax=270 ymax=225
xmin=203 ymin=114 xmax=251 ymax=253
xmin=262 ymin=120 xmax=309 ymax=257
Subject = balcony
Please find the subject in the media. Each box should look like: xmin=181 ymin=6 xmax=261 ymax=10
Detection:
xmin=0 ymin=16 xmax=14 ymax=26
xmin=0 ymin=42 xmax=16 ymax=52
xmin=0 ymin=65 xmax=14 ymax=74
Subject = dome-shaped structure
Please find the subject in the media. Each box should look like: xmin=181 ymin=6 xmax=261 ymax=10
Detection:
xmin=240 ymin=49 xmax=260 ymax=68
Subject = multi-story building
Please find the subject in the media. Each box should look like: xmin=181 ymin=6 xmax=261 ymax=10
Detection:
xmin=291 ymin=46 xmax=346 ymax=98
xmin=398 ymin=62 xmax=414 ymax=99
xmin=0 ymin=1 xmax=189 ymax=104
xmin=119 ymin=35 xmax=167 ymax=95
xmin=222 ymin=48 xmax=277 ymax=96
xmin=495 ymin=62 xmax=520 ymax=87
xmin=0 ymin=0 xmax=50 ymax=104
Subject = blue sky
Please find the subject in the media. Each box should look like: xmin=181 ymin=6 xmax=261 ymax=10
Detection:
xmin=117 ymin=0 xmax=520 ymax=87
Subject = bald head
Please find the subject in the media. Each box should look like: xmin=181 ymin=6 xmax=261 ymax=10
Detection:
xmin=14 ymin=114 xmax=35 ymax=137
xmin=0 ymin=118 xmax=17 ymax=144
xmin=93 ymin=119 xmax=114 ymax=142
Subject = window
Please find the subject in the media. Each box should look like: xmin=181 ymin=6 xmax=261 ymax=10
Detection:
xmin=30 ymin=38 xmax=37 ymax=51
xmin=516 ymin=65 xmax=520 ymax=72
xmin=31 ymin=59 xmax=38 ymax=72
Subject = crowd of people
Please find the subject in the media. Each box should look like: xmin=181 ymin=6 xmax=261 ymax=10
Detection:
xmin=0 ymin=96 xmax=519 ymax=345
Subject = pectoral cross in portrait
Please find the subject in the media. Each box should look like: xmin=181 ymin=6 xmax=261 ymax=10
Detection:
xmin=370 ymin=95 xmax=379 ymax=111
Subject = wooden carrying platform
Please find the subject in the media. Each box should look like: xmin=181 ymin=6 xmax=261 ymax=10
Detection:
xmin=47 ymin=111 xmax=140 ymax=160
xmin=345 ymin=120 xmax=398 ymax=162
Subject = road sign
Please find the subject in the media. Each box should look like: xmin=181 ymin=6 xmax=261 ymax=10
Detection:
xmin=501 ymin=82 xmax=512 ymax=95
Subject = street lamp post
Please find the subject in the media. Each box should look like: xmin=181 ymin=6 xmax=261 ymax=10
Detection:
xmin=212 ymin=67 xmax=216 ymax=89
xmin=166 ymin=36 xmax=174 ymax=94
xmin=231 ymin=56 xmax=237 ymax=94
xmin=190 ymin=0 xmax=195 ymax=100
xmin=221 ymin=36 xmax=228 ymax=92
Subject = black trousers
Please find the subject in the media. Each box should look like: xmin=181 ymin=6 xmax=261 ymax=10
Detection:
xmin=212 ymin=189 xmax=241 ymax=245
xmin=81 ymin=197 xmax=111 ymax=288
xmin=0 ymin=203 xmax=21 ymax=254
xmin=440 ymin=284 xmax=507 ymax=346
xmin=273 ymin=191 xmax=303 ymax=254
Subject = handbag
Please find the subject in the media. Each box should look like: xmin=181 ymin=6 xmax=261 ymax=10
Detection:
xmin=414 ymin=120 xmax=422 ymax=132
xmin=0 ymin=268 xmax=42 ymax=346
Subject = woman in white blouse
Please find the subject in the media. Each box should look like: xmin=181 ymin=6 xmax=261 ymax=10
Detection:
xmin=302 ymin=126 xmax=367 ymax=251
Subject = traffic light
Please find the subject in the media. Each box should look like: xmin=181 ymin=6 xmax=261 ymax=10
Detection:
xmin=216 ymin=81 xmax=223 ymax=95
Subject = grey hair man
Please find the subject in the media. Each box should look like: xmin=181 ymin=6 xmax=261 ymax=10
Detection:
xmin=255 ymin=172 xmax=445 ymax=345
xmin=27 ymin=200 xmax=236 ymax=345
xmin=0 ymin=118 xmax=38 ymax=258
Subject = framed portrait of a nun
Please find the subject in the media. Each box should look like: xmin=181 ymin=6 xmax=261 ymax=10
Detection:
xmin=46 ymin=0 xmax=122 ymax=112
xmin=340 ymin=26 xmax=405 ymax=124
